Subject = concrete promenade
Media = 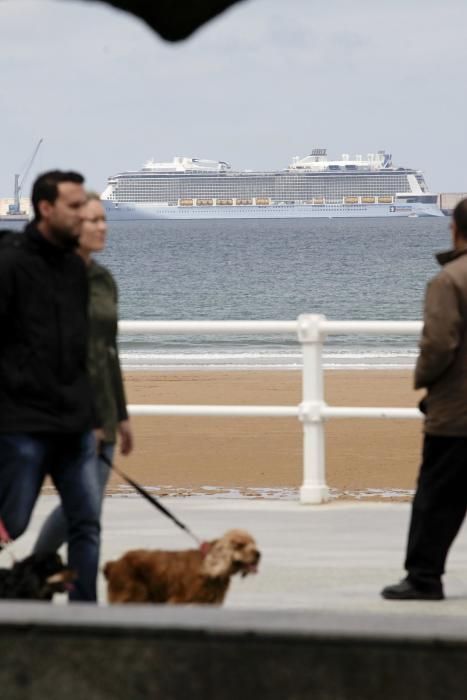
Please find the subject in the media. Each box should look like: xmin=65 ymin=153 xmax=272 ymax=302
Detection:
xmin=2 ymin=495 xmax=467 ymax=699
xmin=6 ymin=494 xmax=467 ymax=613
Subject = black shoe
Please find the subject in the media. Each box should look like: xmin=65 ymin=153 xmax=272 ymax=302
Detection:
xmin=381 ymin=578 xmax=444 ymax=601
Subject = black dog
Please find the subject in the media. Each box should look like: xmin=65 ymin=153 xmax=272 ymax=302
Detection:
xmin=0 ymin=552 xmax=75 ymax=600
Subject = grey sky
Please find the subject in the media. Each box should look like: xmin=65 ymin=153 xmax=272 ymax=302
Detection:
xmin=0 ymin=0 xmax=466 ymax=197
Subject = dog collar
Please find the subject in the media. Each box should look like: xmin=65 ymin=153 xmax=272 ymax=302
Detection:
xmin=199 ymin=541 xmax=211 ymax=558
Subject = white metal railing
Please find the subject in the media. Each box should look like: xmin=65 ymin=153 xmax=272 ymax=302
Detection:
xmin=120 ymin=315 xmax=424 ymax=505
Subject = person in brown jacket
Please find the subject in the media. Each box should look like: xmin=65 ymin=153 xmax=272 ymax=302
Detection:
xmin=382 ymin=199 xmax=467 ymax=600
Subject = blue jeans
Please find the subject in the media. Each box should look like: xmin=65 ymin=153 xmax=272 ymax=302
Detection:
xmin=0 ymin=432 xmax=101 ymax=602
xmin=34 ymin=442 xmax=114 ymax=567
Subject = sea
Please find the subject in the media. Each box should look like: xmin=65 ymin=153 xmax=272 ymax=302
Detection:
xmin=2 ymin=215 xmax=449 ymax=369
xmin=94 ymin=216 xmax=449 ymax=371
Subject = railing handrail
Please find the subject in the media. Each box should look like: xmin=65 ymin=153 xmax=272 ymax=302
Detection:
xmin=120 ymin=315 xmax=423 ymax=504
xmin=127 ymin=405 xmax=422 ymax=419
xmin=119 ymin=319 xmax=422 ymax=335
xmin=118 ymin=320 xmax=297 ymax=334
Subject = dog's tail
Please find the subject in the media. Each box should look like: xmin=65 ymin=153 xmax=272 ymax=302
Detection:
xmin=103 ymin=561 xmax=114 ymax=580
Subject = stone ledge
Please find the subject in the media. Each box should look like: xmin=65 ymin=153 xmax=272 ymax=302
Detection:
xmin=1 ymin=604 xmax=467 ymax=700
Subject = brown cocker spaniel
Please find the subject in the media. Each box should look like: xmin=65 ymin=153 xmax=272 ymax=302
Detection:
xmin=104 ymin=529 xmax=260 ymax=604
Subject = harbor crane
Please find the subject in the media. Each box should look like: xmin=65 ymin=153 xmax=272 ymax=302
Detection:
xmin=8 ymin=138 xmax=43 ymax=215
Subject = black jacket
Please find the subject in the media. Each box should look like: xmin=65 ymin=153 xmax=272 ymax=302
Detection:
xmin=0 ymin=224 xmax=93 ymax=432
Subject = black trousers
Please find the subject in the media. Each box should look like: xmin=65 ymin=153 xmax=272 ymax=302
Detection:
xmin=405 ymin=434 xmax=467 ymax=590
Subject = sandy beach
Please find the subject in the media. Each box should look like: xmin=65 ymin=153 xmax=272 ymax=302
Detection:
xmin=104 ymin=370 xmax=425 ymax=498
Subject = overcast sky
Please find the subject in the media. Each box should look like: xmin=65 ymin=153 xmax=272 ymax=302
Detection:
xmin=0 ymin=0 xmax=466 ymax=197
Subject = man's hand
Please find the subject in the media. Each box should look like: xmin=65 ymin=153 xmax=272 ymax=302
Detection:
xmin=118 ymin=420 xmax=134 ymax=456
xmin=93 ymin=428 xmax=105 ymax=451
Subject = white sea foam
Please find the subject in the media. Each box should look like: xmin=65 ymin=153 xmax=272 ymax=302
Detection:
xmin=120 ymin=348 xmax=418 ymax=371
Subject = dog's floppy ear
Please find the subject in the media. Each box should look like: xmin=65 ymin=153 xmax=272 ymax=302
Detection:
xmin=201 ymin=539 xmax=232 ymax=578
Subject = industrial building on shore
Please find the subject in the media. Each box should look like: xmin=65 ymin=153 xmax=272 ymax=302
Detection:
xmin=438 ymin=192 xmax=467 ymax=215
xmin=0 ymin=197 xmax=31 ymax=217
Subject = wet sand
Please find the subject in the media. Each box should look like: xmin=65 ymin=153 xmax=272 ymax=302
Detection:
xmin=107 ymin=370 xmax=425 ymax=498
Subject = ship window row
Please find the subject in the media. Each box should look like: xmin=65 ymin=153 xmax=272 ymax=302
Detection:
xmin=111 ymin=197 xmax=398 ymax=205
xmin=113 ymin=187 xmax=410 ymax=201
xmin=115 ymin=186 xmax=409 ymax=193
xmin=116 ymin=173 xmax=411 ymax=183
xmin=115 ymin=178 xmax=409 ymax=190
xmin=115 ymin=174 xmax=410 ymax=183
xmin=115 ymin=186 xmax=407 ymax=193
xmin=114 ymin=176 xmax=409 ymax=192
xmin=121 ymin=170 xmax=416 ymax=181
xmin=114 ymin=194 xmax=402 ymax=202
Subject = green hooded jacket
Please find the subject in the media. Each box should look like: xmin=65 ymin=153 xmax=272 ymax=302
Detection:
xmin=87 ymin=260 xmax=128 ymax=442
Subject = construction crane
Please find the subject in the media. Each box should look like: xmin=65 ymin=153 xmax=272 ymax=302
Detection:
xmin=8 ymin=138 xmax=43 ymax=215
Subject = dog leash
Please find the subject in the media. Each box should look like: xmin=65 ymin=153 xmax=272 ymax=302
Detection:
xmin=99 ymin=452 xmax=203 ymax=547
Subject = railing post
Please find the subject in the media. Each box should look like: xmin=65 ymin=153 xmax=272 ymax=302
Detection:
xmin=297 ymin=314 xmax=330 ymax=504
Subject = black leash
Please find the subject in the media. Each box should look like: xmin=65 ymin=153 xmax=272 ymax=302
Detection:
xmin=99 ymin=452 xmax=202 ymax=547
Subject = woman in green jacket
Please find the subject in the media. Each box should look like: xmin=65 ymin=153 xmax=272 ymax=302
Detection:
xmin=34 ymin=193 xmax=133 ymax=556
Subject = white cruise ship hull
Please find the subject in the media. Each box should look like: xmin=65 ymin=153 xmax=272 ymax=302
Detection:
xmin=103 ymin=201 xmax=444 ymax=221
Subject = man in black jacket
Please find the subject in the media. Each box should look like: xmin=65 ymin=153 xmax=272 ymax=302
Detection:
xmin=0 ymin=171 xmax=101 ymax=602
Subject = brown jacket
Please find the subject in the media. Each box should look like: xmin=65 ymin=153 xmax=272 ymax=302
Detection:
xmin=416 ymin=248 xmax=467 ymax=435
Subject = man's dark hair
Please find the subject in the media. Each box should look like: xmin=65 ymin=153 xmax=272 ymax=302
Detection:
xmin=32 ymin=170 xmax=84 ymax=221
xmin=453 ymin=199 xmax=467 ymax=239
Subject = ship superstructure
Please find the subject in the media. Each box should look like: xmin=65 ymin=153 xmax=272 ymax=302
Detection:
xmin=101 ymin=149 xmax=442 ymax=220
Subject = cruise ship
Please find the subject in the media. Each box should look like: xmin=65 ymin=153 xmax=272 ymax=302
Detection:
xmin=101 ymin=149 xmax=443 ymax=220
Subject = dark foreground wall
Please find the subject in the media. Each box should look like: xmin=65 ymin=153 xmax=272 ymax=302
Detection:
xmin=0 ymin=603 xmax=466 ymax=700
